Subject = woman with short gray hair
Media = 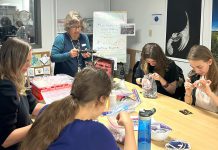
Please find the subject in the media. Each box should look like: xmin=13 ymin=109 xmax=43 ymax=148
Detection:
xmin=51 ymin=10 xmax=91 ymax=77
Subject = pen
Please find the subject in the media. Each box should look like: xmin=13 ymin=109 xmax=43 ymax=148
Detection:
xmin=102 ymin=111 xmax=112 ymax=116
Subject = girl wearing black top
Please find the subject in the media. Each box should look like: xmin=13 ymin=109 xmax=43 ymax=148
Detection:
xmin=0 ymin=38 xmax=44 ymax=150
xmin=135 ymin=43 xmax=184 ymax=100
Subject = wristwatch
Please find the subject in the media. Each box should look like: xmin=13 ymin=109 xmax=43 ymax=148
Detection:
xmin=163 ymin=82 xmax=169 ymax=88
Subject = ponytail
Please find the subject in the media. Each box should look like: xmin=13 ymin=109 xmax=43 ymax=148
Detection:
xmin=20 ymin=67 xmax=112 ymax=150
xmin=20 ymin=95 xmax=79 ymax=150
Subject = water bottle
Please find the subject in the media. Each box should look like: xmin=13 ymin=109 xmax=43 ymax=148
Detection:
xmin=142 ymin=74 xmax=157 ymax=98
xmin=138 ymin=108 xmax=156 ymax=150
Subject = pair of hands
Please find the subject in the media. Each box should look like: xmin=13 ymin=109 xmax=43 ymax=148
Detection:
xmin=116 ymin=112 xmax=133 ymax=129
xmin=150 ymin=73 xmax=163 ymax=81
xmin=185 ymin=78 xmax=212 ymax=96
xmin=69 ymin=48 xmax=91 ymax=58
xmin=136 ymin=72 xmax=163 ymax=85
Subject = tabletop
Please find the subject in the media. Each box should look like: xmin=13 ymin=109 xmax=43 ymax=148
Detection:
xmin=102 ymin=79 xmax=218 ymax=150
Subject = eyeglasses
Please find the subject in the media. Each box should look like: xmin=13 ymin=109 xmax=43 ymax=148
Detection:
xmin=70 ymin=25 xmax=82 ymax=29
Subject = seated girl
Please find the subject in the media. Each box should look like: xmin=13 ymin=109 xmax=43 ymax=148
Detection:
xmin=185 ymin=45 xmax=218 ymax=113
xmin=135 ymin=43 xmax=184 ymax=100
xmin=20 ymin=67 xmax=136 ymax=150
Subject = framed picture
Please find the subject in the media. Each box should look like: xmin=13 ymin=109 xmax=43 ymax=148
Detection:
xmin=43 ymin=66 xmax=51 ymax=75
xmin=27 ymin=68 xmax=35 ymax=77
xmin=165 ymin=0 xmax=202 ymax=61
xmin=120 ymin=24 xmax=135 ymax=36
xmin=35 ymin=68 xmax=44 ymax=75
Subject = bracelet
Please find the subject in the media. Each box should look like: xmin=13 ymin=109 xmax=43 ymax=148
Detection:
xmin=163 ymin=82 xmax=169 ymax=88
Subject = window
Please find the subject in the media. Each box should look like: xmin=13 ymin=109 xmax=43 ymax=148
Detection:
xmin=0 ymin=0 xmax=41 ymax=48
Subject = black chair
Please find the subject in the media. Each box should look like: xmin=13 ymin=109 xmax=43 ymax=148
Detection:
xmin=174 ymin=65 xmax=185 ymax=101
xmin=132 ymin=61 xmax=140 ymax=85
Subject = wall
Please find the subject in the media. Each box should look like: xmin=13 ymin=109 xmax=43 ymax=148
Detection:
xmin=111 ymin=0 xmax=167 ymax=51
xmin=39 ymin=0 xmax=213 ymax=77
xmin=56 ymin=0 xmax=110 ymax=19
xmin=36 ymin=0 xmax=110 ymax=51
xmin=110 ymin=0 xmax=213 ymax=77
xmin=0 ymin=0 xmax=22 ymax=10
xmin=37 ymin=0 xmax=110 ymax=75
xmin=36 ymin=0 xmax=55 ymax=51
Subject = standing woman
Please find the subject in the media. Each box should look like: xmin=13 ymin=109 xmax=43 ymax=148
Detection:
xmin=135 ymin=43 xmax=184 ymax=100
xmin=0 ymin=38 xmax=44 ymax=150
xmin=185 ymin=45 xmax=218 ymax=113
xmin=50 ymin=10 xmax=91 ymax=77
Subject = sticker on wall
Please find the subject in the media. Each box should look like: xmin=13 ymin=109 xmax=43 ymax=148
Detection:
xmin=151 ymin=14 xmax=162 ymax=25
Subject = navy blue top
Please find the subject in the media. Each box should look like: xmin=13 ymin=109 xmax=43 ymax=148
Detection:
xmin=50 ymin=33 xmax=91 ymax=77
xmin=48 ymin=119 xmax=120 ymax=150
xmin=0 ymin=80 xmax=37 ymax=150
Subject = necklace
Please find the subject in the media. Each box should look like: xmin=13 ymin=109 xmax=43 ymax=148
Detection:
xmin=67 ymin=33 xmax=80 ymax=49
xmin=67 ymin=33 xmax=82 ymax=72
xmin=71 ymin=40 xmax=80 ymax=49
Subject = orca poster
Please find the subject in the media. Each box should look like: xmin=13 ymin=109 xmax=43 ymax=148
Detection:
xmin=166 ymin=0 xmax=202 ymax=60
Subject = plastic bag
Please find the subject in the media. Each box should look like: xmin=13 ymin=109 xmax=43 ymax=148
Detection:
xmin=142 ymin=74 xmax=157 ymax=98
xmin=103 ymin=89 xmax=140 ymax=116
xmin=107 ymin=116 xmax=125 ymax=144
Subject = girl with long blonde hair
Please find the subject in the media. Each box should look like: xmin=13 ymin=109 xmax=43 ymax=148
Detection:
xmin=0 ymin=38 xmax=45 ymax=150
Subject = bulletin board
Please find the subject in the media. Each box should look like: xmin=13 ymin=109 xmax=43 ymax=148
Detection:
xmin=93 ymin=11 xmax=127 ymax=63
xmin=27 ymin=51 xmax=51 ymax=77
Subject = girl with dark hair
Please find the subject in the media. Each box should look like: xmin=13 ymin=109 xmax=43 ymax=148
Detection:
xmin=0 ymin=38 xmax=45 ymax=150
xmin=20 ymin=67 xmax=136 ymax=150
xmin=185 ymin=45 xmax=218 ymax=113
xmin=135 ymin=43 xmax=184 ymax=100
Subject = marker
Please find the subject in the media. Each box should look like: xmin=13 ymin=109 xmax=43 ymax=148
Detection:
xmin=102 ymin=111 xmax=112 ymax=116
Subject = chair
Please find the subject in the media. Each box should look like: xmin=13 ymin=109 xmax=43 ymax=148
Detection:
xmin=132 ymin=61 xmax=140 ymax=85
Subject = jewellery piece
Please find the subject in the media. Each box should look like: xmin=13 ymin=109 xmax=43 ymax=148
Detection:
xmin=163 ymin=82 xmax=169 ymax=88
xmin=72 ymin=40 xmax=80 ymax=49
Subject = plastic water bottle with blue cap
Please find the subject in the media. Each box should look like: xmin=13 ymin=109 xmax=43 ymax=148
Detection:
xmin=138 ymin=108 xmax=156 ymax=150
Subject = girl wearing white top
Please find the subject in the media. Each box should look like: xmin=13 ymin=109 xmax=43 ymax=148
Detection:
xmin=185 ymin=45 xmax=218 ymax=113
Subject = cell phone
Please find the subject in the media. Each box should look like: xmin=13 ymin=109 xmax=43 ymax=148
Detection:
xmin=179 ymin=109 xmax=192 ymax=115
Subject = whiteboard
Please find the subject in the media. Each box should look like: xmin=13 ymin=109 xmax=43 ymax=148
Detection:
xmin=93 ymin=11 xmax=127 ymax=63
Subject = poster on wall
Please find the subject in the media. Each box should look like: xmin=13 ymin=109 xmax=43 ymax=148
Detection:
xmin=166 ymin=0 xmax=202 ymax=61
xmin=93 ymin=11 xmax=127 ymax=63
xmin=211 ymin=0 xmax=218 ymax=62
